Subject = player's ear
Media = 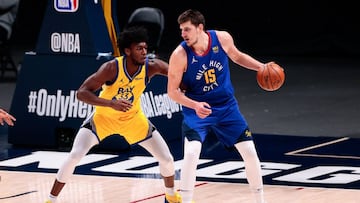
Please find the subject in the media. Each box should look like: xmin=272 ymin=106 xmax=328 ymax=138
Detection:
xmin=198 ymin=23 xmax=204 ymax=31
xmin=124 ymin=48 xmax=131 ymax=56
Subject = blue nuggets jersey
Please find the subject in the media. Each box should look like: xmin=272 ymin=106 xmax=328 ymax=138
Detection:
xmin=181 ymin=30 xmax=236 ymax=108
xmin=180 ymin=30 xmax=251 ymax=146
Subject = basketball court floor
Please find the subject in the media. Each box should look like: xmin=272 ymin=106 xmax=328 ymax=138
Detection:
xmin=1 ymin=56 xmax=360 ymax=202
xmin=0 ymin=133 xmax=359 ymax=202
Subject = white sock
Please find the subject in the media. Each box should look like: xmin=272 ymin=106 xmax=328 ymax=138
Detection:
xmin=165 ymin=187 xmax=175 ymax=195
xmin=180 ymin=190 xmax=194 ymax=203
xmin=252 ymin=187 xmax=265 ymax=203
xmin=48 ymin=194 xmax=57 ymax=203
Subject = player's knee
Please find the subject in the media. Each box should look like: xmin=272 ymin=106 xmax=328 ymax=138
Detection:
xmin=159 ymin=155 xmax=175 ymax=176
xmin=160 ymin=153 xmax=174 ymax=165
xmin=184 ymin=141 xmax=202 ymax=159
xmin=184 ymin=149 xmax=201 ymax=162
xmin=184 ymin=150 xmax=196 ymax=159
xmin=235 ymin=141 xmax=259 ymax=161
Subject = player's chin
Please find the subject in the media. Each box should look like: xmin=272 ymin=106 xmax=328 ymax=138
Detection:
xmin=136 ymin=58 xmax=146 ymax=66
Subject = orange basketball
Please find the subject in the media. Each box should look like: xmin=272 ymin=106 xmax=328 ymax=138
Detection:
xmin=256 ymin=62 xmax=285 ymax=91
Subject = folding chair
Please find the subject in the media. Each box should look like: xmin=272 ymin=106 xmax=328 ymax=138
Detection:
xmin=0 ymin=40 xmax=17 ymax=79
xmin=126 ymin=7 xmax=165 ymax=55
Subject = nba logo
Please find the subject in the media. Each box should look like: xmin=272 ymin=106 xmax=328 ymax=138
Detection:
xmin=54 ymin=0 xmax=79 ymax=12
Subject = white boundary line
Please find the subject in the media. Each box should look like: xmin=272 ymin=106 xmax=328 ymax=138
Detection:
xmin=285 ymin=137 xmax=360 ymax=159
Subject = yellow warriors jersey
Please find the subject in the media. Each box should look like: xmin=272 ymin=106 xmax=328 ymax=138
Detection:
xmin=88 ymin=56 xmax=151 ymax=144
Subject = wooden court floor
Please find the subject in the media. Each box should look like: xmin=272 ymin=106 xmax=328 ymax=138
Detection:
xmin=1 ymin=170 xmax=359 ymax=203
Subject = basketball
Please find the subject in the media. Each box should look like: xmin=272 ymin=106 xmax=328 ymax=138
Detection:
xmin=257 ymin=62 xmax=285 ymax=91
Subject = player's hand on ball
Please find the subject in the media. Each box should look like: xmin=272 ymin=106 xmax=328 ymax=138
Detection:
xmin=257 ymin=62 xmax=285 ymax=91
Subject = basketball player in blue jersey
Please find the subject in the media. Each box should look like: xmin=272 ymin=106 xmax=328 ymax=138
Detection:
xmin=168 ymin=9 xmax=271 ymax=203
xmin=46 ymin=26 xmax=181 ymax=203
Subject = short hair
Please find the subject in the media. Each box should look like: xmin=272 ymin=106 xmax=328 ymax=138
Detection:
xmin=177 ymin=9 xmax=205 ymax=28
xmin=117 ymin=26 xmax=149 ymax=55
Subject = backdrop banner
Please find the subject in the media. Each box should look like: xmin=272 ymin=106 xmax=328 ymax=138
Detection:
xmin=9 ymin=0 xmax=182 ymax=150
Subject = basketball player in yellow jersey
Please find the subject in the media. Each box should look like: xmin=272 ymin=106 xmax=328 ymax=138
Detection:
xmin=46 ymin=26 xmax=181 ymax=203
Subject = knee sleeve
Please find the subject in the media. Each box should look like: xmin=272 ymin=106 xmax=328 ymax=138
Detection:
xmin=235 ymin=141 xmax=263 ymax=190
xmin=139 ymin=130 xmax=175 ymax=177
xmin=56 ymin=128 xmax=98 ymax=182
xmin=180 ymin=139 xmax=202 ymax=191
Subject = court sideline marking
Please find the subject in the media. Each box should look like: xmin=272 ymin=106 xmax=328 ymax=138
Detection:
xmin=285 ymin=137 xmax=360 ymax=159
xmin=129 ymin=182 xmax=208 ymax=203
